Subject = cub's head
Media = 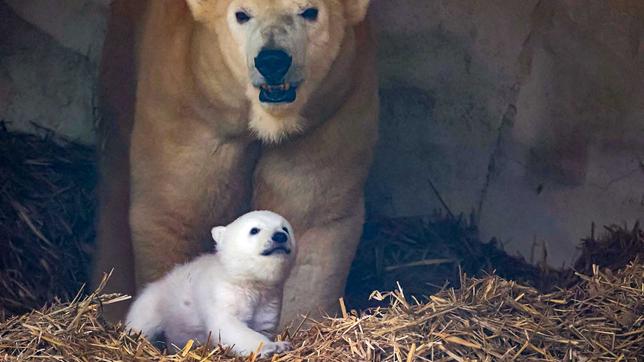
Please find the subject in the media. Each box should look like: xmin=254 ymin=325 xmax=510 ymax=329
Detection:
xmin=211 ymin=210 xmax=296 ymax=284
xmin=186 ymin=0 xmax=371 ymax=142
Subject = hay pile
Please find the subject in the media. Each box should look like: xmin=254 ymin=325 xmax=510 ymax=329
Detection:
xmin=1 ymin=262 xmax=642 ymax=361
xmin=0 ymin=124 xmax=96 ymax=318
xmin=346 ymin=214 xmax=551 ymax=309
xmin=295 ymin=262 xmax=643 ymax=361
xmin=346 ymin=214 xmax=644 ymax=310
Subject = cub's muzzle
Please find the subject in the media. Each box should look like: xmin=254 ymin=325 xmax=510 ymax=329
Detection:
xmin=271 ymin=231 xmax=288 ymax=244
xmin=260 ymin=231 xmax=292 ymax=256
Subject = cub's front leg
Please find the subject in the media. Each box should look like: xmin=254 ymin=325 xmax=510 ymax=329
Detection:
xmin=250 ymin=296 xmax=283 ymax=336
xmin=206 ymin=313 xmax=289 ymax=357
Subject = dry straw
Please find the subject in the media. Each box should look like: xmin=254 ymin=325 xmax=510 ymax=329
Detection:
xmin=1 ymin=261 xmax=642 ymax=361
xmin=0 ymin=123 xmax=96 ymax=318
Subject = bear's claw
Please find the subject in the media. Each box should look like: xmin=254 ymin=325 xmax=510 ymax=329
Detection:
xmin=259 ymin=341 xmax=292 ymax=357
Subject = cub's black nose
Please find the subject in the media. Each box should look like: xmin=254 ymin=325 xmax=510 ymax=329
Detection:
xmin=271 ymin=231 xmax=288 ymax=244
xmin=254 ymin=49 xmax=292 ymax=84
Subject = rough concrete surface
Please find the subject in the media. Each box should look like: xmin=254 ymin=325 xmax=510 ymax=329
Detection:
xmin=0 ymin=0 xmax=102 ymax=144
xmin=2 ymin=0 xmax=643 ymax=267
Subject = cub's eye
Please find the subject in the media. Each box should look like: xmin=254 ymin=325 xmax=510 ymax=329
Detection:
xmin=300 ymin=7 xmax=319 ymax=21
xmin=282 ymin=227 xmax=290 ymax=234
xmin=250 ymin=227 xmax=260 ymax=235
xmin=235 ymin=11 xmax=252 ymax=24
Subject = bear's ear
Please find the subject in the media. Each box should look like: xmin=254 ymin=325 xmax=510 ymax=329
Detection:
xmin=211 ymin=226 xmax=226 ymax=244
xmin=344 ymin=0 xmax=371 ymax=25
xmin=185 ymin=0 xmax=215 ymax=22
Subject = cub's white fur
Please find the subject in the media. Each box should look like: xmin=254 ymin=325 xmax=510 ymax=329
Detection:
xmin=125 ymin=211 xmax=297 ymax=356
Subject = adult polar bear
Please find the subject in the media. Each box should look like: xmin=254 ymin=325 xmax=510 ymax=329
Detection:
xmin=93 ymin=0 xmax=378 ymax=325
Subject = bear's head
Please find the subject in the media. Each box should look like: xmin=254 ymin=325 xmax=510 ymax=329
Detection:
xmin=185 ymin=0 xmax=371 ymax=142
xmin=211 ymin=210 xmax=297 ymax=285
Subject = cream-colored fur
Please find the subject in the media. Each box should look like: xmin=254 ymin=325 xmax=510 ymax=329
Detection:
xmin=93 ymin=0 xmax=378 ymax=325
xmin=125 ymin=211 xmax=295 ymax=356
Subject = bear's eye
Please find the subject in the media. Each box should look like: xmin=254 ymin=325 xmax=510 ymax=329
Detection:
xmin=300 ymin=8 xmax=319 ymax=22
xmin=282 ymin=227 xmax=289 ymax=234
xmin=250 ymin=227 xmax=260 ymax=235
xmin=235 ymin=11 xmax=252 ymax=24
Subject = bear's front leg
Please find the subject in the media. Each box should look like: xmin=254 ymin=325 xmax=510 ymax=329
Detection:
xmin=91 ymin=0 xmax=146 ymax=321
xmin=128 ymin=120 xmax=258 ymax=289
xmin=252 ymin=142 xmax=374 ymax=325
xmin=281 ymin=208 xmax=365 ymax=324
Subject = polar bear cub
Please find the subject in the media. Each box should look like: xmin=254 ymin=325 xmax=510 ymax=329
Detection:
xmin=125 ymin=211 xmax=297 ymax=356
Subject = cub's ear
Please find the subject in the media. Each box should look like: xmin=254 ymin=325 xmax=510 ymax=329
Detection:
xmin=211 ymin=226 xmax=226 ymax=244
xmin=185 ymin=0 xmax=216 ymax=22
xmin=344 ymin=0 xmax=371 ymax=25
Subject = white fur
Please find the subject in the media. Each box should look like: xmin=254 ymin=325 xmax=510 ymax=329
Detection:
xmin=184 ymin=0 xmax=371 ymax=142
xmin=125 ymin=211 xmax=297 ymax=357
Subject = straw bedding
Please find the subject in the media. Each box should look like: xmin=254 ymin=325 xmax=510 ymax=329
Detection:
xmin=0 ymin=124 xmax=96 ymax=319
xmin=0 ymin=127 xmax=642 ymax=361
xmin=1 ymin=262 xmax=641 ymax=361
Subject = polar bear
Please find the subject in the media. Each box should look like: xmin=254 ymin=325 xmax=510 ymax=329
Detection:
xmin=93 ymin=0 xmax=378 ymax=325
xmin=125 ymin=211 xmax=296 ymax=356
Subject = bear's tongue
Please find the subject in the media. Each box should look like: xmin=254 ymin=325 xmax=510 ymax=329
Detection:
xmin=259 ymin=83 xmax=297 ymax=104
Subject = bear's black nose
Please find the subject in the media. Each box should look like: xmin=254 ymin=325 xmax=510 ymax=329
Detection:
xmin=271 ymin=231 xmax=288 ymax=244
xmin=255 ymin=49 xmax=292 ymax=84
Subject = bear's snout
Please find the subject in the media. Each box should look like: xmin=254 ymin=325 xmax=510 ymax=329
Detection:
xmin=271 ymin=231 xmax=288 ymax=244
xmin=254 ymin=48 xmax=292 ymax=84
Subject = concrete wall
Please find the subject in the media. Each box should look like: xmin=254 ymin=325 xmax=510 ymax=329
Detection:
xmin=2 ymin=0 xmax=643 ymax=267
xmin=0 ymin=0 xmax=108 ymax=144
xmin=367 ymin=0 xmax=644 ymax=266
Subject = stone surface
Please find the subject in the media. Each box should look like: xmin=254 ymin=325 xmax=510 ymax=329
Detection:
xmin=2 ymin=0 xmax=643 ymax=266
xmin=4 ymin=0 xmax=110 ymax=63
xmin=0 ymin=1 xmax=100 ymax=144
xmin=367 ymin=0 xmax=644 ymax=266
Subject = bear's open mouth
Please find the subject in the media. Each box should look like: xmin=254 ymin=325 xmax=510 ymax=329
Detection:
xmin=259 ymin=83 xmax=297 ymax=104
xmin=260 ymin=246 xmax=291 ymax=256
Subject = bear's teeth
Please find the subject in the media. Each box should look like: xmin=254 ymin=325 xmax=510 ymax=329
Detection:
xmin=261 ymin=83 xmax=291 ymax=92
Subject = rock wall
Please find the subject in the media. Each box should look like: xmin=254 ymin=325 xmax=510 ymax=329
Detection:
xmin=2 ymin=0 xmax=643 ymax=266
xmin=367 ymin=0 xmax=644 ymax=266
xmin=0 ymin=0 xmax=108 ymax=144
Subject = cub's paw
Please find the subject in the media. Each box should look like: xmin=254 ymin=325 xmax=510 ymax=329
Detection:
xmin=259 ymin=341 xmax=292 ymax=357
